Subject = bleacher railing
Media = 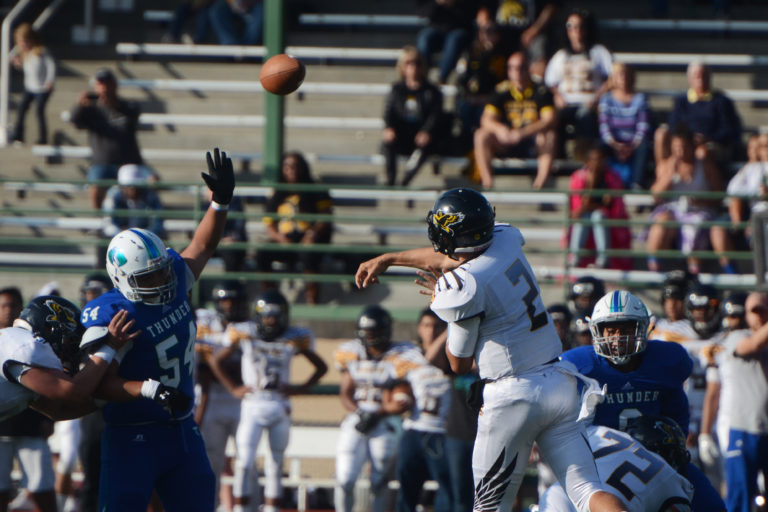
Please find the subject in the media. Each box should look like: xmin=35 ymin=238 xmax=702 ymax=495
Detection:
xmin=0 ymin=179 xmax=762 ymax=314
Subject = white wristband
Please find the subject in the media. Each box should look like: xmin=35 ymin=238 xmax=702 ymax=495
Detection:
xmin=91 ymin=346 xmax=117 ymax=364
xmin=140 ymin=379 xmax=161 ymax=399
xmin=211 ymin=201 xmax=229 ymax=211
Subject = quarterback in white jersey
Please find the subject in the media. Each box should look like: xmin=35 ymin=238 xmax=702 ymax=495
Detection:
xmin=209 ymin=290 xmax=327 ymax=512
xmin=355 ymin=188 xmax=627 ymax=512
xmin=334 ymin=305 xmax=426 ymax=512
xmin=539 ymin=423 xmax=694 ymax=512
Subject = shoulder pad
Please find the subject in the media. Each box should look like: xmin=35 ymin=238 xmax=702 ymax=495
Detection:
xmin=700 ymin=343 xmax=725 ymax=367
xmin=383 ymin=344 xmax=426 ymax=379
xmin=334 ymin=340 xmax=363 ymax=371
xmin=430 ymin=269 xmax=481 ymax=323
xmin=648 ymin=340 xmax=693 ymax=379
xmin=226 ymin=323 xmax=253 ymax=346
xmin=80 ymin=326 xmax=109 ymax=352
xmin=560 ymin=346 xmax=597 ymax=373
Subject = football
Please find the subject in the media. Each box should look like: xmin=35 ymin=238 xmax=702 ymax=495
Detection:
xmin=259 ymin=54 xmax=306 ymax=95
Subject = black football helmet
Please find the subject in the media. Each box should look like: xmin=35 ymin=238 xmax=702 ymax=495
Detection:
xmin=357 ymin=305 xmax=392 ymax=352
xmin=624 ymin=416 xmax=690 ymax=474
xmin=13 ymin=296 xmax=84 ymax=372
xmin=721 ymin=291 xmax=747 ymax=317
xmin=568 ymin=276 xmax=605 ymax=316
xmin=79 ymin=273 xmax=112 ymax=306
xmin=685 ymin=283 xmax=721 ymax=338
xmin=212 ymin=280 xmax=248 ymax=322
xmin=660 ymin=271 xmax=693 ymax=304
xmin=426 ymin=188 xmax=495 ymax=258
xmin=253 ymin=290 xmax=289 ymax=342
xmin=547 ymin=304 xmax=572 ymax=325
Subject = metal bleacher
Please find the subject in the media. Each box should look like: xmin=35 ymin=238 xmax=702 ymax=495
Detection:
xmin=2 ymin=0 xmax=767 ymax=328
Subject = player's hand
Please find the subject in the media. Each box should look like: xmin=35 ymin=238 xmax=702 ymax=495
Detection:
xmin=202 ymin=147 xmax=235 ymax=206
xmin=415 ymin=270 xmax=439 ymax=297
xmin=106 ymin=310 xmax=141 ymax=350
xmin=141 ymin=380 xmax=191 ymax=416
xmin=355 ymin=254 xmax=391 ymax=289
xmin=698 ymin=433 xmax=720 ymax=467
xmin=231 ymin=385 xmax=253 ymax=399
xmin=354 ymin=409 xmax=382 ymax=434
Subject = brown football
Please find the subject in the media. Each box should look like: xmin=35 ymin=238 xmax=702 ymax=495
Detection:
xmin=259 ymin=54 xmax=306 ymax=95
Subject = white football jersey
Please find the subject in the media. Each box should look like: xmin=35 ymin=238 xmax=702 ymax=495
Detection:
xmin=334 ymin=340 xmax=425 ymax=413
xmin=539 ymin=424 xmax=694 ymax=512
xmin=0 ymin=327 xmax=63 ymax=421
xmin=653 ymin=319 xmax=725 ymax=435
xmin=431 ymin=224 xmax=561 ymax=380
xmin=195 ymin=308 xmax=241 ymax=403
xmin=227 ymin=321 xmax=314 ymax=399
xmin=404 ymin=365 xmax=451 ymax=433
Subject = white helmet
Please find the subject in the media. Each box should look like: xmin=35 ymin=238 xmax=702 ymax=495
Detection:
xmin=105 ymin=228 xmax=176 ymax=305
xmin=589 ymin=290 xmax=650 ymax=365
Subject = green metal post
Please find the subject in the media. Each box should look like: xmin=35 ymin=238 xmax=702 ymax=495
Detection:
xmin=263 ymin=0 xmax=284 ymax=183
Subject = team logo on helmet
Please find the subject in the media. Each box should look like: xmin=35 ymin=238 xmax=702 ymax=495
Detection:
xmin=656 ymin=420 xmax=678 ymax=445
xmin=44 ymin=299 xmax=77 ymax=333
xmin=107 ymin=247 xmax=128 ymax=267
xmin=432 ymin=211 xmax=465 ymax=234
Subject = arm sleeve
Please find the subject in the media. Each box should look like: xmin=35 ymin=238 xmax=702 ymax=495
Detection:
xmin=711 ymin=94 xmax=741 ymax=144
xmin=42 ymin=50 xmax=56 ymax=88
xmin=446 ymin=316 xmax=482 ymax=358
xmin=632 ymin=94 xmax=650 ymax=145
xmin=421 ymin=86 xmax=444 ymax=133
xmin=544 ymin=51 xmax=564 ymax=88
xmin=598 ymin=95 xmax=615 ymax=144
xmin=383 ymin=84 xmax=399 ymax=128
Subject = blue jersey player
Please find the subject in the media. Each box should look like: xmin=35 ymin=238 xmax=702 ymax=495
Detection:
xmin=80 ymin=148 xmax=235 ymax=512
xmin=561 ymin=290 xmax=725 ymax=512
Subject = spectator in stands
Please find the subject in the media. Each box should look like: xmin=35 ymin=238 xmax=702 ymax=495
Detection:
xmin=653 ymin=61 xmax=742 ymax=173
xmin=201 ymin=188 xmax=247 ymax=271
xmin=208 ymin=0 xmax=263 ymax=45
xmin=598 ymin=62 xmax=651 ymax=189
xmin=544 ymin=9 xmax=613 ymax=160
xmin=416 ymin=0 xmax=476 ymax=85
xmin=481 ymin=0 xmax=561 ymax=79
xmin=101 ymin=163 xmax=165 ymax=239
xmin=9 ymin=23 xmax=55 ymax=146
xmin=710 ymin=133 xmax=768 ymax=274
xmin=455 ymin=18 xmax=507 ymax=146
xmin=472 ymin=51 xmax=557 ymax=189
xmin=567 ymin=144 xmax=631 ymax=270
xmin=69 ymin=68 xmax=144 ymax=209
xmin=162 ymin=0 xmax=213 ymax=43
xmin=0 ymin=287 xmax=57 ymax=512
xmin=382 ymin=46 xmax=445 ymax=187
xmin=256 ymin=152 xmax=332 ymax=305
xmin=647 ymin=126 xmax=724 ymax=274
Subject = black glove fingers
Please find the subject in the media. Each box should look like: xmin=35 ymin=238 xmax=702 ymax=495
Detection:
xmin=206 ymin=151 xmax=215 ymax=174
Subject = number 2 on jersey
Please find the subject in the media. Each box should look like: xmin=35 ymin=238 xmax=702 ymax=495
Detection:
xmin=505 ymin=259 xmax=547 ymax=331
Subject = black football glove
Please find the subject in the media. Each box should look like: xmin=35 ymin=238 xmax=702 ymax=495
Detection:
xmin=201 ymin=147 xmax=235 ymax=205
xmin=141 ymin=380 xmax=192 ymax=416
xmin=354 ymin=409 xmax=381 ymax=435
